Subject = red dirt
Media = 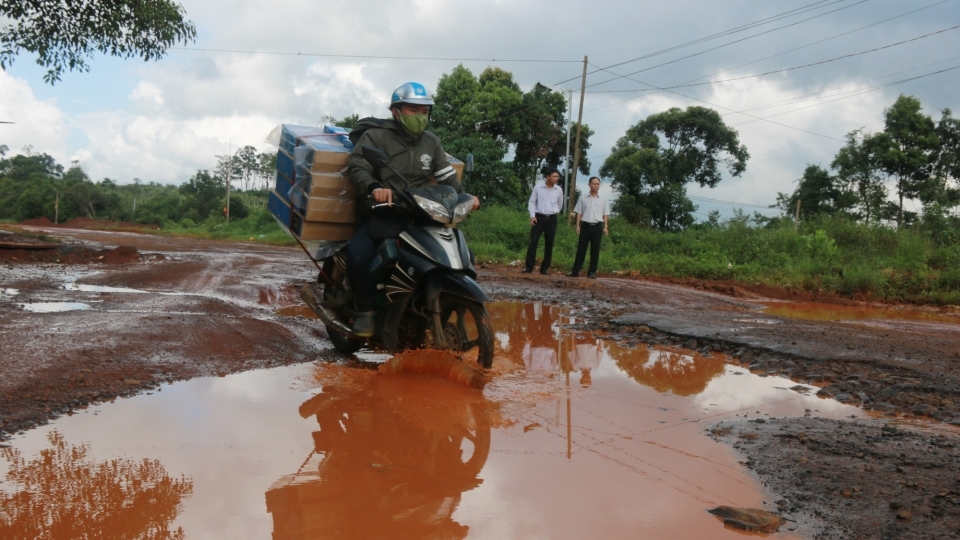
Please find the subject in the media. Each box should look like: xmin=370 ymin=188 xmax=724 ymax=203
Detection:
xmin=0 ymin=244 xmax=140 ymax=265
xmin=18 ymin=216 xmax=160 ymax=231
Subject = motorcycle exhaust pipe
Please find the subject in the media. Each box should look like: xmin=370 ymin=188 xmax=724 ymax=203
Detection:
xmin=300 ymin=284 xmax=355 ymax=337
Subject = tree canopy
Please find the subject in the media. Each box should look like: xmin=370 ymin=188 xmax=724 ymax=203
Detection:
xmin=600 ymin=106 xmax=749 ymax=231
xmin=0 ymin=0 xmax=197 ymax=83
xmin=430 ymin=65 xmax=590 ymax=208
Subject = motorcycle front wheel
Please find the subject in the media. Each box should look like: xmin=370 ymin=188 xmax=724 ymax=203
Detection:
xmin=432 ymin=297 xmax=494 ymax=369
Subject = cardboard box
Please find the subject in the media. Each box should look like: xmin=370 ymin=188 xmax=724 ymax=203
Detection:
xmin=450 ymin=159 xmax=464 ymax=181
xmin=288 ymin=187 xmax=355 ymax=223
xmin=296 ymin=171 xmax=355 ymax=199
xmin=268 ymin=190 xmax=354 ymax=241
xmin=295 ymin=145 xmax=350 ymax=174
xmin=291 ymin=211 xmax=354 ymax=241
xmin=276 ymin=148 xmax=295 ymax=183
xmin=274 ymin=173 xmax=294 ymax=201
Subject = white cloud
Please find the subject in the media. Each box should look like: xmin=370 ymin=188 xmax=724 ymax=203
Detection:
xmin=0 ymin=70 xmax=67 ymax=158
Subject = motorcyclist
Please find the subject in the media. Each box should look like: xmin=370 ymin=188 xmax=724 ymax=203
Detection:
xmin=346 ymin=81 xmax=480 ymax=337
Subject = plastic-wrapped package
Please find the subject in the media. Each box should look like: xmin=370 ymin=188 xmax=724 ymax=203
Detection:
xmin=274 ymin=173 xmax=294 ymax=202
xmin=268 ymin=190 xmax=354 ymax=242
xmin=287 ymin=186 xmax=355 ymax=223
xmin=293 ymin=143 xmax=350 ymax=175
xmin=294 ymin=170 xmax=354 ymax=199
xmin=276 ymin=148 xmax=295 ymax=183
xmin=265 ymin=124 xmax=355 ymax=154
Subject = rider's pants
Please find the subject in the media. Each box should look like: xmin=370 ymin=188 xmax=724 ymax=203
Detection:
xmin=346 ymin=214 xmax=408 ymax=312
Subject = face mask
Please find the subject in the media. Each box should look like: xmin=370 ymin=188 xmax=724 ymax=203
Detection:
xmin=398 ymin=113 xmax=428 ymax=137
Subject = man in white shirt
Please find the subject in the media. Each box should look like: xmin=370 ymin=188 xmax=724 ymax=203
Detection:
xmin=523 ymin=168 xmax=563 ymax=275
xmin=567 ymin=176 xmax=610 ymax=279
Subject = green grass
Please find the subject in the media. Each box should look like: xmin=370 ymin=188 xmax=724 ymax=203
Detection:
xmin=160 ymin=209 xmax=298 ymax=246
xmin=459 ymin=207 xmax=960 ymax=305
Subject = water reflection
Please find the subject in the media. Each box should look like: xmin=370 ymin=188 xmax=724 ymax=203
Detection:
xmin=607 ymin=345 xmax=727 ymax=397
xmin=0 ymin=431 xmax=193 ymax=539
xmin=489 ymin=301 xmax=727 ymax=395
xmin=266 ymin=370 xmax=493 ymax=539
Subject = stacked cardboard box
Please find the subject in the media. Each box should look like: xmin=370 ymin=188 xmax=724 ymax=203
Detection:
xmin=268 ymin=124 xmax=356 ymax=242
xmin=267 ymin=123 xmax=467 ymax=245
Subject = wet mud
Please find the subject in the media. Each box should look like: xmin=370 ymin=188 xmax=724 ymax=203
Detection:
xmin=2 ymin=228 xmax=960 ymax=538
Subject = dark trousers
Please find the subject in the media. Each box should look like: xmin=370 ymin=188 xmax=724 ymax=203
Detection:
xmin=346 ymin=215 xmax=408 ymax=312
xmin=525 ymin=213 xmax=558 ymax=272
xmin=571 ymin=221 xmax=603 ymax=274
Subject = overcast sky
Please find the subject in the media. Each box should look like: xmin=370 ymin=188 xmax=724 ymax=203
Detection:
xmin=1 ymin=0 xmax=959 ymax=219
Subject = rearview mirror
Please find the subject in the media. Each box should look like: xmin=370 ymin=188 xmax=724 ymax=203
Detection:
xmin=466 ymin=153 xmax=474 ymax=173
xmin=361 ymin=145 xmax=390 ymax=168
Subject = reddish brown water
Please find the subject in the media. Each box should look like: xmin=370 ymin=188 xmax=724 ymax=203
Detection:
xmin=764 ymin=301 xmax=960 ymax=325
xmin=0 ymin=301 xmax=863 ymax=538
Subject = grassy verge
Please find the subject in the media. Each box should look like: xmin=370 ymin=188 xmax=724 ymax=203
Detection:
xmin=459 ymin=206 xmax=960 ymax=305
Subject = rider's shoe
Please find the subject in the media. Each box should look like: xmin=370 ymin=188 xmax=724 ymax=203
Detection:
xmin=353 ymin=311 xmax=376 ymax=337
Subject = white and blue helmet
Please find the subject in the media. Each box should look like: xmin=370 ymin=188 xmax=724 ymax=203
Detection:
xmin=390 ymin=81 xmax=434 ymax=108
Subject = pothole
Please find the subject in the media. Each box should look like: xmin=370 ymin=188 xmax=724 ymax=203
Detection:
xmin=0 ymin=300 xmax=875 ymax=539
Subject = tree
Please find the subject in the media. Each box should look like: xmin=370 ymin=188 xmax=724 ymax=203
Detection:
xmin=875 ymin=95 xmax=939 ymax=229
xmin=1 ymin=0 xmax=196 ymax=84
xmin=320 ymin=114 xmax=359 ymax=130
xmin=600 ymin=106 xmax=749 ymax=231
xmin=257 ymin=152 xmax=277 ymax=190
xmin=831 ymin=129 xmax=887 ymax=224
xmin=431 ymin=65 xmax=526 ymax=207
xmin=776 ymin=164 xmax=855 ymax=220
xmin=512 ymin=83 xmax=569 ymax=190
xmin=928 ymin=108 xmax=960 ymax=210
xmin=178 ymin=170 xmax=222 ymax=221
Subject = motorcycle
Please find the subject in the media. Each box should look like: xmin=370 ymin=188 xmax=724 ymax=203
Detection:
xmin=300 ymin=145 xmax=494 ymax=368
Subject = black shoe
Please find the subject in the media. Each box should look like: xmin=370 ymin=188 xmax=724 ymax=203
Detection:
xmin=566 ymin=271 xmax=579 ymax=278
xmin=587 ymin=273 xmax=597 ymax=279
xmin=521 ymin=267 xmax=533 ymax=274
xmin=540 ymin=269 xmax=550 ymax=275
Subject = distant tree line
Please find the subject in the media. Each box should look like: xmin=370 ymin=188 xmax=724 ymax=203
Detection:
xmin=0 ymin=145 xmax=275 ymax=227
xmin=776 ymin=95 xmax=960 ymax=236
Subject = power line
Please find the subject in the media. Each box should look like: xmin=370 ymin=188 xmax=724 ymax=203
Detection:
xmin=731 ymin=64 xmax=960 ymax=126
xmin=673 ymin=0 xmax=954 ymax=89
xmin=726 ymin=55 xmax=960 ymax=115
xmin=583 ymin=0 xmax=873 ymax=90
xmin=655 ymin=24 xmax=960 ymax=91
xmin=583 ymin=2 xmax=955 ymax=110
xmin=586 ymin=62 xmax=846 ymax=142
xmin=688 ymin=195 xmax=778 ymax=209
xmin=171 ymin=47 xmax=580 ymax=63
xmin=553 ymin=0 xmax=848 ymax=85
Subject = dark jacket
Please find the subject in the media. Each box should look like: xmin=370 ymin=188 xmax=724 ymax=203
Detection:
xmin=348 ymin=118 xmax=463 ymax=202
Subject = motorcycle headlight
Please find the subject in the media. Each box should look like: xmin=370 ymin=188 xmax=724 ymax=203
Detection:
xmin=452 ymin=200 xmax=474 ymax=224
xmin=413 ymin=195 xmax=451 ymax=224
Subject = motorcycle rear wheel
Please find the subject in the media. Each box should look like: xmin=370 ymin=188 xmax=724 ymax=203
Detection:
xmin=435 ymin=297 xmax=494 ymax=369
xmin=325 ymin=323 xmax=363 ymax=354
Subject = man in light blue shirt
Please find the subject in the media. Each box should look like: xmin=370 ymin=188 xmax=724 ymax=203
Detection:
xmin=523 ymin=168 xmax=563 ymax=274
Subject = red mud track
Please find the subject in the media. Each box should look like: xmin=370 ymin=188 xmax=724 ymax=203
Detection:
xmin=3 ymin=226 xmax=960 ymax=539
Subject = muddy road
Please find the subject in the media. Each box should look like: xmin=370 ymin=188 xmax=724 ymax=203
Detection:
xmin=2 ymin=227 xmax=960 ymax=539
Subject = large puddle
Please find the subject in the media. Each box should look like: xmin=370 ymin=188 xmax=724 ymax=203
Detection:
xmin=764 ymin=301 xmax=960 ymax=325
xmin=0 ymin=301 xmax=863 ymax=538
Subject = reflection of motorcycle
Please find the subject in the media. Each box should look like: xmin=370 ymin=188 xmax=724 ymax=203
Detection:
xmin=265 ymin=375 xmax=491 ymax=539
xmin=301 ymin=145 xmax=493 ymax=368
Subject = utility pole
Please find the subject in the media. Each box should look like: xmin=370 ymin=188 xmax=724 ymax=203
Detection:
xmin=133 ymin=198 xmax=137 ymax=222
xmin=226 ymin=140 xmax=231 ymax=223
xmin=795 ymin=199 xmax=801 ymax=231
xmin=569 ymin=56 xmax=588 ymax=224
xmin=563 ymin=89 xmax=573 ymax=214
xmin=54 ymin=192 xmax=59 ymax=224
